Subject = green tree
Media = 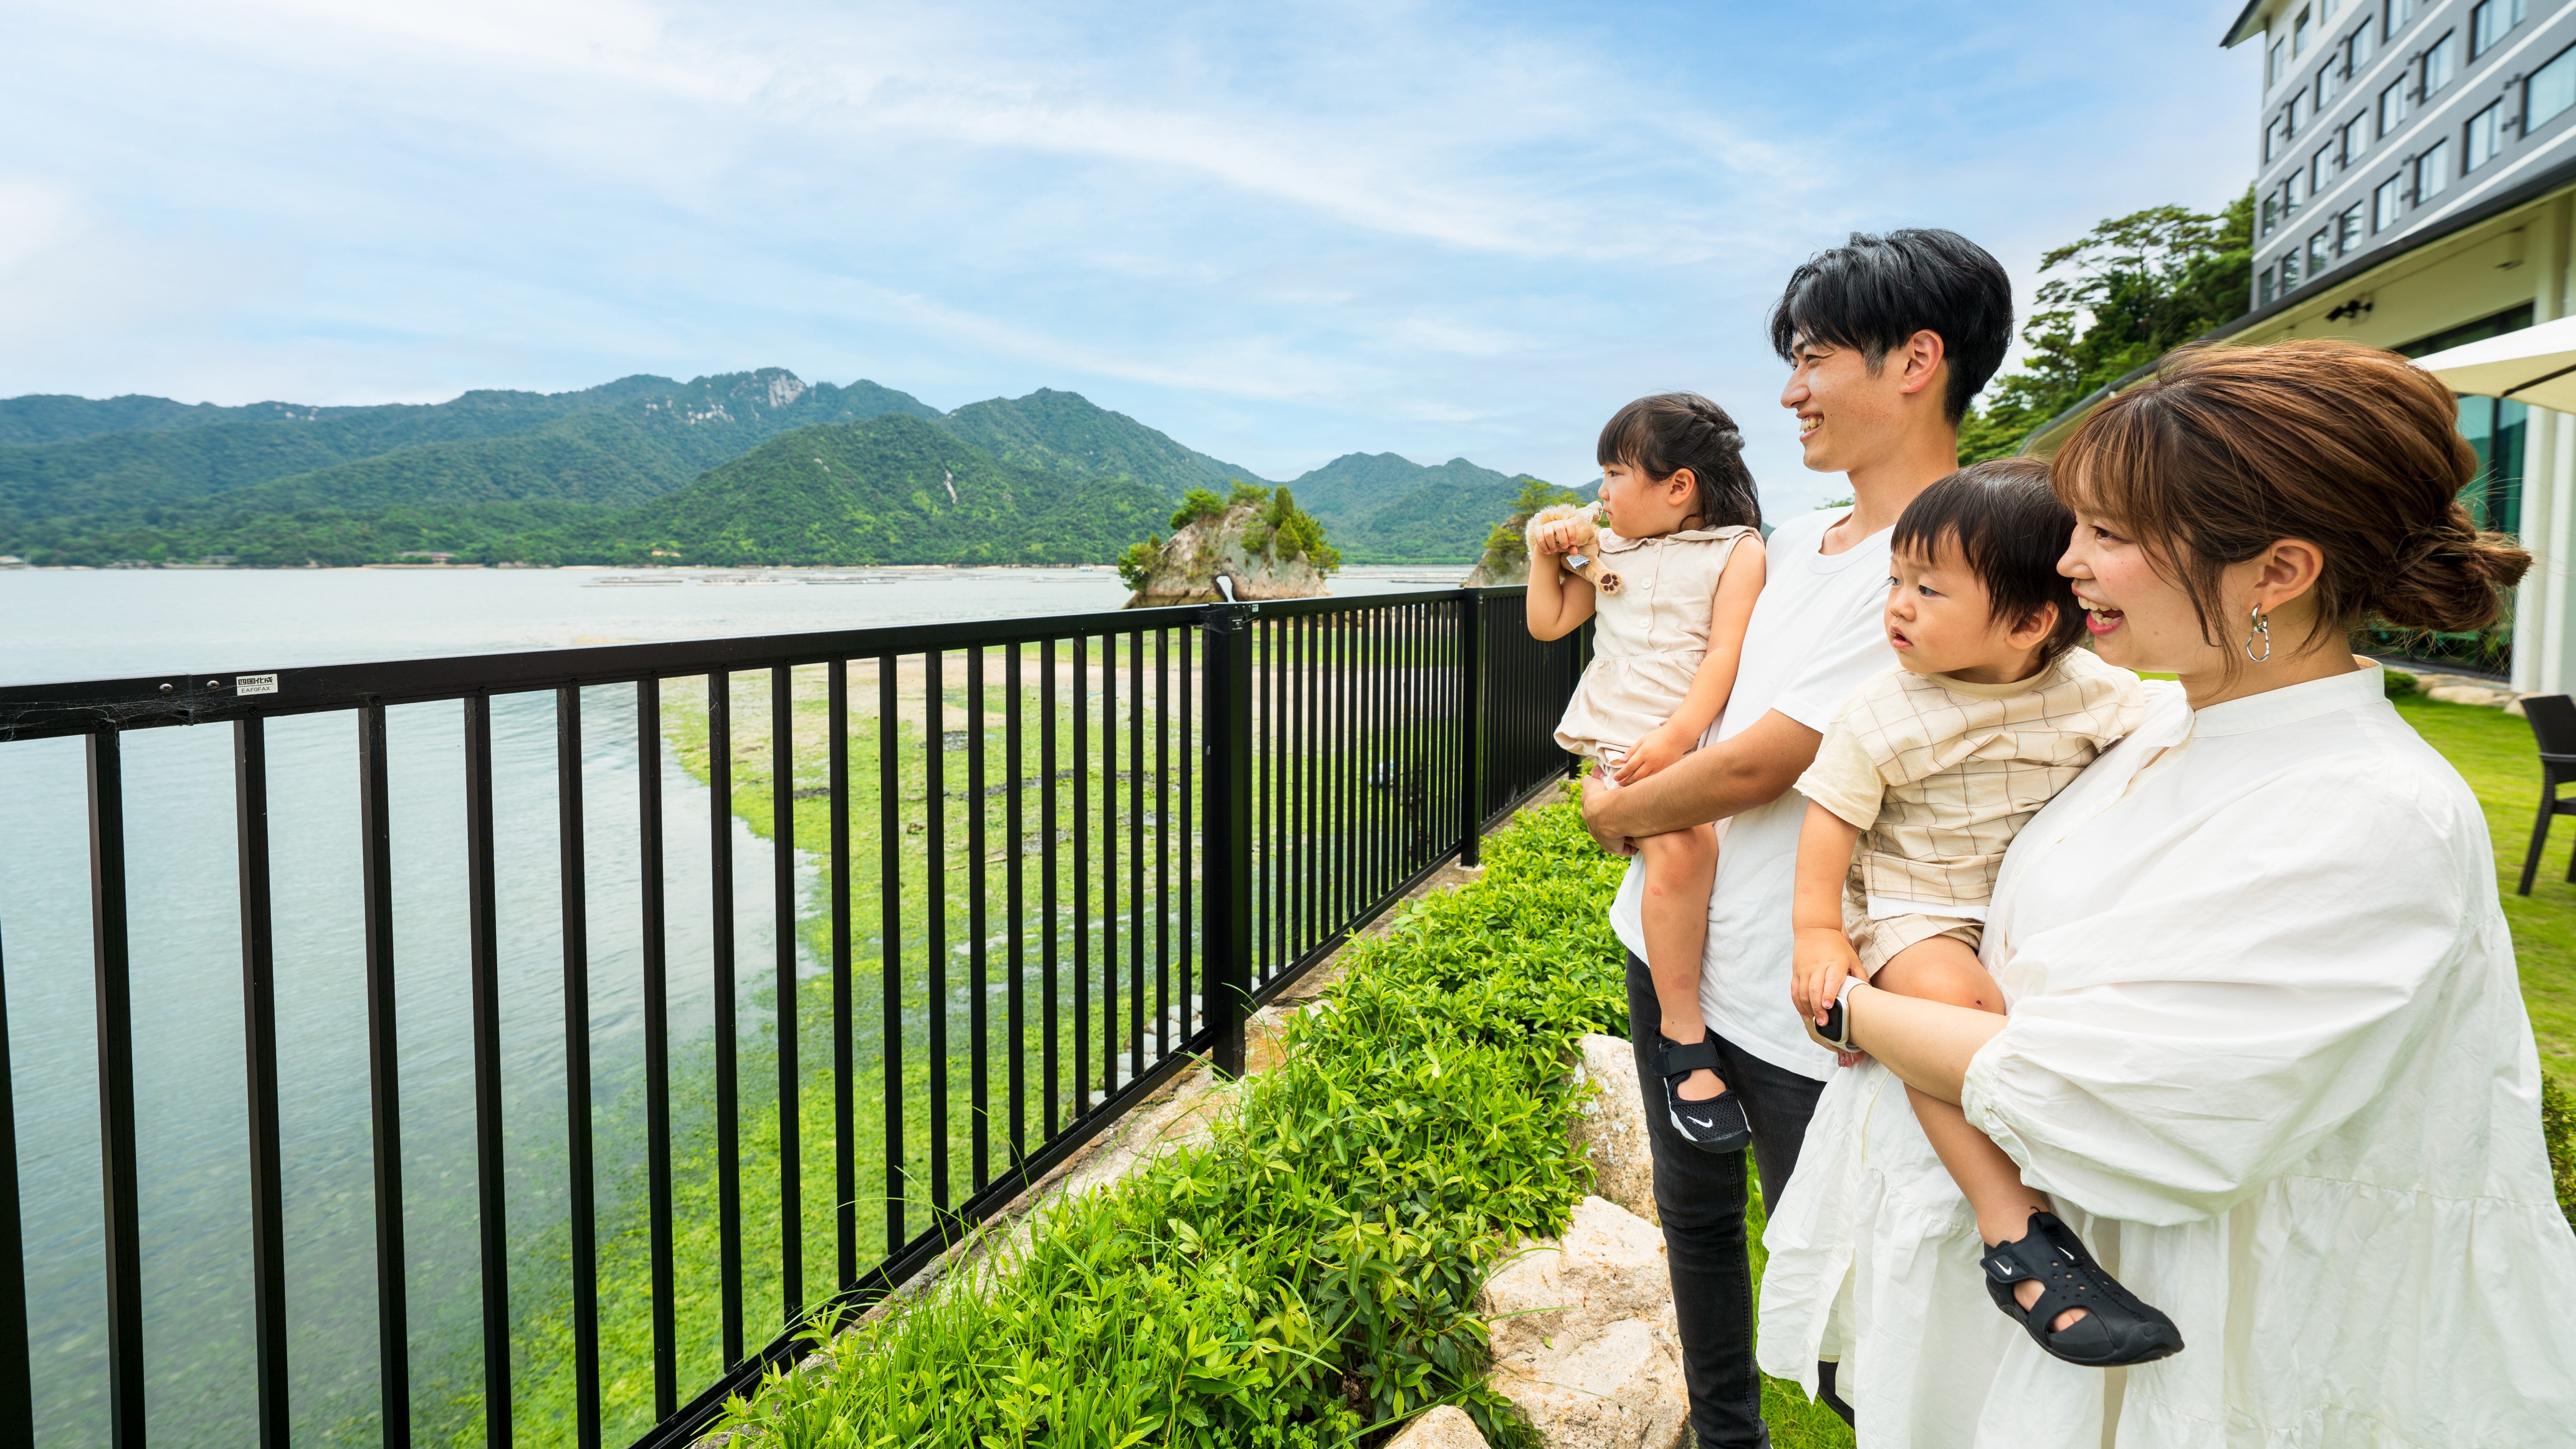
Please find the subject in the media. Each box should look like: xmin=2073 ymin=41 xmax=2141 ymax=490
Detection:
xmin=1958 ymin=188 xmax=2254 ymax=464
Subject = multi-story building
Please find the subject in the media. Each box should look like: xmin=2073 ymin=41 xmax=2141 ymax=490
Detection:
xmin=2031 ymin=0 xmax=2576 ymax=691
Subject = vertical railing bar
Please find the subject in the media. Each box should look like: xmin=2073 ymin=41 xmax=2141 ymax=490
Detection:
xmin=1153 ymin=626 xmax=1170 ymax=1059
xmin=0 ymin=917 xmax=24 ymax=1445
xmin=1006 ymin=643 xmax=1028 ymax=1164
xmin=925 ymin=650 xmax=948 ymax=1214
xmin=877 ymin=658 xmax=905 ymax=1256
xmin=828 ymin=661 xmax=856 ymax=1291
xmin=232 ymin=718 xmax=288 ymax=1449
xmin=967 ymin=644 xmax=989 ymax=1192
xmin=1138 ymin=621 xmax=1159 ymax=1062
xmin=1100 ymin=633 xmax=1118 ymax=1101
xmin=708 ymin=671 xmax=745 ymax=1366
xmin=87 ymin=727 xmax=146 ymax=1449
xmin=770 ymin=665 xmax=801 ymax=1326
xmin=1459 ymin=592 xmax=1484 ymax=866
xmin=462 ymin=699 xmax=512 ymax=1449
xmin=636 ymin=679 xmax=678 ymax=1417
xmin=1072 ymin=636 xmax=1090 ymax=1117
xmin=1256 ymin=618 xmax=1273 ymax=984
xmin=1041 ymin=638 xmax=1060 ymax=1139
xmin=356 ymin=704 xmax=411 ymax=1446
xmin=557 ymin=686 xmax=602 ymax=1449
xmin=1177 ymin=625 xmax=1193 ymax=1039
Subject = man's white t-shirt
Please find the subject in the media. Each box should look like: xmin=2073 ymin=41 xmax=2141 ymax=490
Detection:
xmin=1608 ymin=506 xmax=1896 ymax=1079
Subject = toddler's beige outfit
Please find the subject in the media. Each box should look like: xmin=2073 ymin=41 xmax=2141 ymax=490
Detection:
xmin=1794 ymin=649 xmax=2144 ymax=973
xmin=1551 ymin=523 xmax=1759 ymax=762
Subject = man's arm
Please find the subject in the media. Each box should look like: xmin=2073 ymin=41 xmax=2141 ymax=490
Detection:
xmin=1580 ymin=707 xmax=1823 ymax=851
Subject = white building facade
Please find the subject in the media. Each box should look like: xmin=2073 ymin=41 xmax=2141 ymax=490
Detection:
xmin=2040 ymin=0 xmax=2576 ymax=690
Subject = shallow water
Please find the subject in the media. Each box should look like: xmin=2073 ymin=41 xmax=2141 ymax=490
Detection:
xmin=0 ymin=563 xmax=1466 ymax=1445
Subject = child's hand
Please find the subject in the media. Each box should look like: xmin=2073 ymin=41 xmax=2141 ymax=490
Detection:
xmin=1530 ymin=514 xmax=1596 ymax=558
xmin=1611 ymin=722 xmax=1691 ymax=785
xmin=1791 ymin=925 xmax=1863 ymax=1029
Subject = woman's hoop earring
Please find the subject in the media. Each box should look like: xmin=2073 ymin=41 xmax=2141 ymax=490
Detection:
xmin=2244 ymin=606 xmax=2273 ymax=664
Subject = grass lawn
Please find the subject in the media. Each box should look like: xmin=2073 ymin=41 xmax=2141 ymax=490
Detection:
xmin=2392 ymin=694 xmax=2576 ymax=1091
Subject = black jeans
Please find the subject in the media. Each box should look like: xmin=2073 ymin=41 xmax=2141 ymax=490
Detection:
xmin=1624 ymin=951 xmax=1828 ymax=1449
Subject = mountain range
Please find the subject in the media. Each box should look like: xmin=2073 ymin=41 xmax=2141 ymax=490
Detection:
xmin=0 ymin=371 xmax=1567 ymax=567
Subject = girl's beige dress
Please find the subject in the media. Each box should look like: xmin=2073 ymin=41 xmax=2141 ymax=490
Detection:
xmin=1552 ymin=524 xmax=1758 ymax=761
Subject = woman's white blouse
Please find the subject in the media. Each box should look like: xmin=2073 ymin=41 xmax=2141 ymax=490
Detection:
xmin=1757 ymin=664 xmax=2576 ymax=1447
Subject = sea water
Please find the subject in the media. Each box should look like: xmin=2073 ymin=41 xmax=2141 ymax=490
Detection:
xmin=0 ymin=564 xmax=1462 ymax=1446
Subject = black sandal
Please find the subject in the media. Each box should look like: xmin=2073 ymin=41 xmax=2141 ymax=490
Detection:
xmin=1979 ymin=1211 xmax=2185 ymax=1367
xmin=1651 ymin=1036 xmax=1751 ymax=1154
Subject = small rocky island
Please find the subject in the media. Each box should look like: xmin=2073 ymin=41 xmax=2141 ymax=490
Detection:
xmin=1119 ymin=482 xmax=1341 ymax=606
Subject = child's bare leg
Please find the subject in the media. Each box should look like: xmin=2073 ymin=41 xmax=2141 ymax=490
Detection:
xmin=1874 ymin=936 xmax=2084 ymax=1332
xmin=1638 ymin=823 xmax=1722 ymax=1101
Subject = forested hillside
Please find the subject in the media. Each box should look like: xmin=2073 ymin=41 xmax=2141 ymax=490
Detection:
xmin=0 ymin=369 xmax=1560 ymax=566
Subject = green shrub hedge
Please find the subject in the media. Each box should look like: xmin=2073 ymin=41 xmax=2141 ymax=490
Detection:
xmin=710 ymin=796 xmax=1628 ymax=1447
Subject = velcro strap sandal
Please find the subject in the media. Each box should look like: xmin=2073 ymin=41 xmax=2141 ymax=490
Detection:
xmin=1651 ymin=1036 xmax=1752 ymax=1155
xmin=1979 ymin=1210 xmax=2186 ymax=1367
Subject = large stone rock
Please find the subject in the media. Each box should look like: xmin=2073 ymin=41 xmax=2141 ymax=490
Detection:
xmin=1481 ymin=1196 xmax=1687 ymax=1449
xmin=1567 ymin=1034 xmax=1656 ymax=1226
xmin=1123 ymin=495 xmax=1332 ymax=606
xmin=1387 ymin=1404 xmax=1492 ymax=1449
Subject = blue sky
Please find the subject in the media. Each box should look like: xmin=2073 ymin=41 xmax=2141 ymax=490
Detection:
xmin=1 ymin=0 xmax=2258 ymax=514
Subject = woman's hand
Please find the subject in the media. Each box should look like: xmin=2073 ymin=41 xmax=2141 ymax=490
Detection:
xmin=1613 ymin=723 xmax=1692 ymax=785
xmin=1530 ymin=514 xmax=1596 ymax=558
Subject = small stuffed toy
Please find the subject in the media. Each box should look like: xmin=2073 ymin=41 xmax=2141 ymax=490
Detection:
xmin=1524 ymin=502 xmax=1621 ymax=594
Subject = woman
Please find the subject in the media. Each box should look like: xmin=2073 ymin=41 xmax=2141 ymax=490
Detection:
xmin=1756 ymin=339 xmax=2576 ymax=1447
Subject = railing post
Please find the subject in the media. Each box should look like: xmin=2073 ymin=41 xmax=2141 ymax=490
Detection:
xmin=1200 ymin=603 xmax=1254 ymax=1076
xmin=1456 ymin=588 xmax=1485 ymax=867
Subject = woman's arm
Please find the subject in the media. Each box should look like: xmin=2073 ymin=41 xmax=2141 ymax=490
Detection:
xmin=1524 ymin=514 xmax=1596 ymax=641
xmin=1612 ymin=542 xmax=1765 ymax=783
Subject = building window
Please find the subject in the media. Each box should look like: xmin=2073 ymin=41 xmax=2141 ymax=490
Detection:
xmin=2423 ymin=31 xmax=2459 ymax=99
xmin=2418 ymin=136 xmax=2453 ymax=201
xmin=2351 ymin=19 xmax=2377 ymax=68
xmin=2339 ymin=202 xmax=2365 ymax=252
xmin=2375 ymin=173 xmax=2405 ymax=227
xmin=2341 ymin=115 xmax=2367 ymax=167
xmin=2296 ymin=6 xmax=2314 ymax=55
xmin=2382 ymin=80 xmax=2410 ymax=136
xmin=2530 ymin=42 xmax=2576 ymax=133
xmin=2261 ymin=265 xmax=2279 ymax=305
xmin=2321 ymin=58 xmax=2344 ymax=107
xmin=2467 ymin=101 xmax=2504 ymax=170
xmin=2286 ymin=168 xmax=2307 ymax=216
xmin=2272 ymin=37 xmax=2289 ymax=87
xmin=2283 ymin=248 xmax=2304 ymax=289
xmin=2294 ymin=88 xmax=2313 ymax=133
xmin=2267 ymin=113 xmax=2288 ymax=161
xmin=2386 ymin=0 xmax=2416 ymax=40
xmin=2263 ymin=193 xmax=2282 ymax=235
xmin=2311 ymin=146 xmax=2332 ymax=194
xmin=2309 ymin=228 xmax=2334 ymax=274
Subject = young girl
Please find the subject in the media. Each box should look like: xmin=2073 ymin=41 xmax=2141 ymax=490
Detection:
xmin=1526 ymin=393 xmax=1765 ymax=1152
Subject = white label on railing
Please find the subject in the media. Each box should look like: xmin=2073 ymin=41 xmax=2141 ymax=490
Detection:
xmin=236 ymin=673 xmax=280 ymax=696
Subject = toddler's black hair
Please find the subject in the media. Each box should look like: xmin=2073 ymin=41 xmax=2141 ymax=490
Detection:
xmin=1891 ymin=457 xmax=2087 ymax=661
xmin=1595 ymin=393 xmax=1763 ymax=532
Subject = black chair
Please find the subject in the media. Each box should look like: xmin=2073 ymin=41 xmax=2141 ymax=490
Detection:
xmin=2519 ymin=694 xmax=2576 ymax=894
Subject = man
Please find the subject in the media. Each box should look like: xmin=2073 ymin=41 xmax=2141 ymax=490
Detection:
xmin=1583 ymin=229 xmax=2012 ymax=1446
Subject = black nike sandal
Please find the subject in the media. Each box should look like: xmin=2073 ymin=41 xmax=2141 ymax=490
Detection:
xmin=1979 ymin=1210 xmax=2185 ymax=1367
xmin=1651 ymin=1035 xmax=1752 ymax=1154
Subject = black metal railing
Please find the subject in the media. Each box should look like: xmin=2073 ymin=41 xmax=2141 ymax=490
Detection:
xmin=0 ymin=586 xmax=1588 ymax=1449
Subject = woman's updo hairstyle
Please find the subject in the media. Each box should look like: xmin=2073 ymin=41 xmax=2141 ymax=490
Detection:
xmin=1597 ymin=393 xmax=1763 ymax=533
xmin=2053 ymin=338 xmax=2531 ymax=651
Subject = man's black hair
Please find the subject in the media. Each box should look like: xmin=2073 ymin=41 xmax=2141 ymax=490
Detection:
xmin=1891 ymin=457 xmax=2087 ymax=661
xmin=1766 ymin=229 xmax=2014 ymax=424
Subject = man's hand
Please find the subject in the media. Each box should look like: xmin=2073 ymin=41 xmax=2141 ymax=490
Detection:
xmin=1579 ymin=772 xmax=1639 ymax=856
xmin=1613 ymin=722 xmax=1691 ymax=786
